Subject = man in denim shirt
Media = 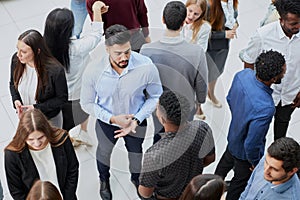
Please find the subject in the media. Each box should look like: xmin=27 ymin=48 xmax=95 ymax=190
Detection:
xmin=215 ymin=50 xmax=286 ymax=200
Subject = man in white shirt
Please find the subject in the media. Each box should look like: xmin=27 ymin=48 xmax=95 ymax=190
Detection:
xmin=239 ymin=0 xmax=300 ymax=140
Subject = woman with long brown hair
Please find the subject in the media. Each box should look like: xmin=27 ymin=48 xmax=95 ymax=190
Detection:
xmin=206 ymin=0 xmax=238 ymax=108
xmin=179 ymin=174 xmax=225 ymax=200
xmin=26 ymin=180 xmax=62 ymax=200
xmin=4 ymin=109 xmax=79 ymax=200
xmin=9 ymin=29 xmax=68 ymax=127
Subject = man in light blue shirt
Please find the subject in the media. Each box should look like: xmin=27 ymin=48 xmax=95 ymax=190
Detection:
xmin=240 ymin=137 xmax=300 ymax=200
xmin=80 ymin=24 xmax=162 ymax=200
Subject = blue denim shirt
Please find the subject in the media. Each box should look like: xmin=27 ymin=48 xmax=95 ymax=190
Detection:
xmin=227 ymin=69 xmax=275 ymax=166
xmin=240 ymin=156 xmax=300 ymax=200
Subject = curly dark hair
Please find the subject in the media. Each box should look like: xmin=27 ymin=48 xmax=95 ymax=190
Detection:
xmin=267 ymin=137 xmax=300 ymax=172
xmin=274 ymin=0 xmax=300 ymax=18
xmin=158 ymin=91 xmax=191 ymax=126
xmin=255 ymin=50 xmax=285 ymax=81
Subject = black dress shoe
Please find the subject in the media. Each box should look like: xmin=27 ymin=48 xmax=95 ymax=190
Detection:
xmin=224 ymin=180 xmax=231 ymax=192
xmin=131 ymin=179 xmax=139 ymax=189
xmin=100 ymin=181 xmax=112 ymax=200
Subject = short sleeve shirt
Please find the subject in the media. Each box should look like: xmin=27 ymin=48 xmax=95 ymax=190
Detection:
xmin=139 ymin=120 xmax=215 ymax=198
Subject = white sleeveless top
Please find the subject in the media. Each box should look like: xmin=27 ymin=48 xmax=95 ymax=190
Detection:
xmin=18 ymin=64 xmax=37 ymax=105
xmin=29 ymin=143 xmax=61 ymax=194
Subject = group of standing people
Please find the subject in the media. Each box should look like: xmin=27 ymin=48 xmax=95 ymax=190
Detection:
xmin=3 ymin=0 xmax=300 ymax=200
xmin=5 ymin=1 xmax=108 ymax=199
xmin=216 ymin=0 xmax=300 ymax=199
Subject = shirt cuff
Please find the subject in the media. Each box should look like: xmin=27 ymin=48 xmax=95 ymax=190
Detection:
xmin=239 ymin=49 xmax=256 ymax=64
xmin=101 ymin=112 xmax=113 ymax=125
xmin=91 ymin=21 xmax=104 ymax=32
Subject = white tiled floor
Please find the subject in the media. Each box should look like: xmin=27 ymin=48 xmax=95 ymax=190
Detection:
xmin=0 ymin=0 xmax=299 ymax=199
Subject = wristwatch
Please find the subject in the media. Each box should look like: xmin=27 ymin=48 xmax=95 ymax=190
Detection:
xmin=132 ymin=117 xmax=140 ymax=126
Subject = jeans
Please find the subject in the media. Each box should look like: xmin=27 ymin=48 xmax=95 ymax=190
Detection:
xmin=274 ymin=102 xmax=295 ymax=140
xmin=95 ymin=119 xmax=146 ymax=182
xmin=71 ymin=0 xmax=87 ymax=38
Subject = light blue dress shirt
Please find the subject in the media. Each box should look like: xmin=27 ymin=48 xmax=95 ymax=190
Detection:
xmin=240 ymin=156 xmax=300 ymax=200
xmin=80 ymin=51 xmax=163 ymax=125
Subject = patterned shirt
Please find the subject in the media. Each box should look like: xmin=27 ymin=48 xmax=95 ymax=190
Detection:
xmin=139 ymin=120 xmax=215 ymax=198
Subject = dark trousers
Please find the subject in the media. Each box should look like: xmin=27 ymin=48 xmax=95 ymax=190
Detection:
xmin=130 ymin=30 xmax=146 ymax=52
xmin=152 ymin=113 xmax=164 ymax=144
xmin=215 ymin=147 xmax=234 ymax=179
xmin=62 ymin=100 xmax=89 ymax=131
xmin=274 ymin=102 xmax=295 ymax=140
xmin=95 ymin=119 xmax=146 ymax=182
xmin=215 ymin=148 xmax=252 ymax=200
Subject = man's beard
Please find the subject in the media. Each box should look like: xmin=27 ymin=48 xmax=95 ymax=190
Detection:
xmin=112 ymin=58 xmax=129 ymax=69
xmin=274 ymin=78 xmax=282 ymax=84
xmin=264 ymin=172 xmax=288 ymax=183
xmin=282 ymin=24 xmax=299 ymax=36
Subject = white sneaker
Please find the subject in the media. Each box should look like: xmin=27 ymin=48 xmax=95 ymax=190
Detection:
xmin=79 ymin=129 xmax=93 ymax=146
xmin=71 ymin=129 xmax=92 ymax=147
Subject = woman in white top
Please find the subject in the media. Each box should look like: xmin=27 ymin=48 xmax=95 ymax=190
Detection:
xmin=43 ymin=2 xmax=108 ymax=146
xmin=183 ymin=0 xmax=211 ymax=120
xmin=5 ymin=109 xmax=79 ymax=200
xmin=9 ymin=30 xmax=68 ymax=128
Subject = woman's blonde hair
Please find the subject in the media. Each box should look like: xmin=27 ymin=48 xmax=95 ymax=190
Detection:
xmin=186 ymin=0 xmax=208 ymax=42
xmin=5 ymin=109 xmax=67 ymax=152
